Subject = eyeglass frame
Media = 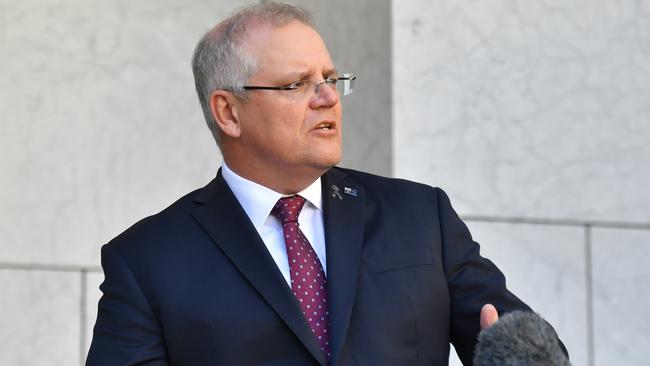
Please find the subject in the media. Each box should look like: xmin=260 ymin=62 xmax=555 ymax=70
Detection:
xmin=223 ymin=73 xmax=356 ymax=98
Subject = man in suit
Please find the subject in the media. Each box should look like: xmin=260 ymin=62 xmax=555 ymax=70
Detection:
xmin=87 ymin=1 xmax=535 ymax=365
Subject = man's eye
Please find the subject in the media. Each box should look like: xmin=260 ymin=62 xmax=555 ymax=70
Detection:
xmin=287 ymin=80 xmax=309 ymax=90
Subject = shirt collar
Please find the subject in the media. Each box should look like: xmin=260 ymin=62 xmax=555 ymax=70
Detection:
xmin=221 ymin=162 xmax=323 ymax=231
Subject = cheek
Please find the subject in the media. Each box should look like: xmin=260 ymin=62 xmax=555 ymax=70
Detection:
xmin=334 ymin=102 xmax=343 ymax=117
xmin=331 ymin=104 xmax=343 ymax=131
xmin=280 ymin=106 xmax=309 ymax=134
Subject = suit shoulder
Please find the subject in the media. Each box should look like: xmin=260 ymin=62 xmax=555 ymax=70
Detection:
xmin=104 ymin=185 xmax=204 ymax=256
xmin=333 ymin=166 xmax=444 ymax=197
xmin=331 ymin=167 xmax=463 ymax=218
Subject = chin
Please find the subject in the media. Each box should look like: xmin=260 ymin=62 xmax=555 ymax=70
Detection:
xmin=308 ymin=153 xmax=341 ymax=171
xmin=321 ymin=149 xmax=342 ymax=166
xmin=299 ymin=143 xmax=341 ymax=171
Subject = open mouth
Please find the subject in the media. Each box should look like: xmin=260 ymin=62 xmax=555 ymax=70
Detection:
xmin=314 ymin=122 xmax=334 ymax=130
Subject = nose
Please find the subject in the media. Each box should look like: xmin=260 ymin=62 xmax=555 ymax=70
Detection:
xmin=310 ymin=80 xmax=339 ymax=109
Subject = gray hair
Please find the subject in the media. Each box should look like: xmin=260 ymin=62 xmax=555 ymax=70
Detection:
xmin=191 ymin=1 xmax=314 ymax=146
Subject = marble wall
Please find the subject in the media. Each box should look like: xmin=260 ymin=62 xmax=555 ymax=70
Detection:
xmin=2 ymin=0 xmax=648 ymax=364
xmin=0 ymin=269 xmax=81 ymax=365
xmin=394 ymin=0 xmax=650 ymax=223
xmin=592 ymin=228 xmax=650 ymax=366
xmin=394 ymin=0 xmax=650 ymax=365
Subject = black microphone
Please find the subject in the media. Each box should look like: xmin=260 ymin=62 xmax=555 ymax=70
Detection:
xmin=473 ymin=311 xmax=570 ymax=366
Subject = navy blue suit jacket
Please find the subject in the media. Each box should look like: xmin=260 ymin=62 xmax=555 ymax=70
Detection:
xmin=87 ymin=167 xmax=530 ymax=365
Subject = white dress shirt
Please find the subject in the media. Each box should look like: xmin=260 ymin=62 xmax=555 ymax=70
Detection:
xmin=221 ymin=163 xmax=327 ymax=286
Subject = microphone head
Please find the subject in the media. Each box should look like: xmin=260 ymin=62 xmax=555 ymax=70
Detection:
xmin=473 ymin=311 xmax=570 ymax=366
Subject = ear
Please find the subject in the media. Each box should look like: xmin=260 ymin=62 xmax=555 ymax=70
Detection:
xmin=209 ymin=90 xmax=243 ymax=139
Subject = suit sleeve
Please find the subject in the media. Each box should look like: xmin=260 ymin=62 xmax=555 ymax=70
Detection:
xmin=86 ymin=244 xmax=168 ymax=366
xmin=435 ymin=188 xmax=531 ymax=365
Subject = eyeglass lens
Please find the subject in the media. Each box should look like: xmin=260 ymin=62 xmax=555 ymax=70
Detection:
xmin=339 ymin=74 xmax=355 ymax=96
xmin=315 ymin=75 xmax=355 ymax=97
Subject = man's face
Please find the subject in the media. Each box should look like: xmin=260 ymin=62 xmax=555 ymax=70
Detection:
xmin=234 ymin=21 xmax=343 ymax=176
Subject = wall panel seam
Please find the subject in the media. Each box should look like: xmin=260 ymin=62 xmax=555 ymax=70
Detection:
xmin=463 ymin=215 xmax=650 ymax=230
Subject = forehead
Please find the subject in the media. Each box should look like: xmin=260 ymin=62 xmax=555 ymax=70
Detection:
xmin=242 ymin=21 xmax=334 ymax=76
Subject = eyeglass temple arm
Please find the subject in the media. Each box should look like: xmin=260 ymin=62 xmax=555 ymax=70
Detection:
xmin=242 ymin=85 xmax=296 ymax=91
xmin=242 ymin=75 xmax=356 ymax=90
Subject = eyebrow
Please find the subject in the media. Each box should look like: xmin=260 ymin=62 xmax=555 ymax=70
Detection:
xmin=285 ymin=67 xmax=339 ymax=82
xmin=323 ymin=67 xmax=338 ymax=77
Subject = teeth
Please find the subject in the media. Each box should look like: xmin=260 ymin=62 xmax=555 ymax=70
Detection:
xmin=317 ymin=123 xmax=332 ymax=130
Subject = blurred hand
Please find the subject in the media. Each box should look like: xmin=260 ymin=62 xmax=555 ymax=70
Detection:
xmin=480 ymin=304 xmax=499 ymax=331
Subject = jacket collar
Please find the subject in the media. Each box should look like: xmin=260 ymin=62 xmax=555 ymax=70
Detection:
xmin=192 ymin=167 xmax=365 ymax=366
xmin=320 ymin=168 xmax=365 ymax=366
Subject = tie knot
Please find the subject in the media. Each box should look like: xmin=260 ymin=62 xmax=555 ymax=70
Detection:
xmin=272 ymin=195 xmax=306 ymax=225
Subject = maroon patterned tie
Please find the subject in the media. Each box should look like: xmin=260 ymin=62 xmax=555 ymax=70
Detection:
xmin=272 ymin=195 xmax=331 ymax=360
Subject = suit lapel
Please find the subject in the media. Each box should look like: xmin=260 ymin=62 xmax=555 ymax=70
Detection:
xmin=191 ymin=171 xmax=328 ymax=366
xmin=322 ymin=168 xmax=366 ymax=366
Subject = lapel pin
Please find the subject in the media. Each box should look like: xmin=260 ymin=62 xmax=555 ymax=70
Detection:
xmin=331 ymin=185 xmax=343 ymax=200
xmin=343 ymin=187 xmax=358 ymax=197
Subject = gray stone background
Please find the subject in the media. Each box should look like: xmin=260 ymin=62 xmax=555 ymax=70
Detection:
xmin=0 ymin=0 xmax=647 ymax=365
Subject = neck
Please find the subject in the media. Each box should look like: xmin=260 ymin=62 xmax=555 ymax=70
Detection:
xmin=223 ymin=153 xmax=328 ymax=195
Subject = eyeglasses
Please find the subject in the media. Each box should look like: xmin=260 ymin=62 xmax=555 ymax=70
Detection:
xmin=237 ymin=73 xmax=356 ymax=100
